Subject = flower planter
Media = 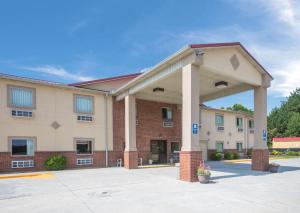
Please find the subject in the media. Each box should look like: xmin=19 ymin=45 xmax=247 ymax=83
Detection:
xmin=269 ymin=164 xmax=280 ymax=173
xmin=198 ymin=175 xmax=210 ymax=184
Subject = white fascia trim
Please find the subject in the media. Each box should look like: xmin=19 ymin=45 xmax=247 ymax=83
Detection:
xmin=113 ymin=45 xmax=193 ymax=96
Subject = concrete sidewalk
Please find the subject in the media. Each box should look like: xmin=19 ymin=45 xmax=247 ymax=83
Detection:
xmin=0 ymin=158 xmax=299 ymax=213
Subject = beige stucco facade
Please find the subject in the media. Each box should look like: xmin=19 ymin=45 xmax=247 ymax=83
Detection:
xmin=199 ymin=107 xmax=254 ymax=151
xmin=0 ymin=42 xmax=272 ymax=179
xmin=0 ymin=77 xmax=113 ymax=152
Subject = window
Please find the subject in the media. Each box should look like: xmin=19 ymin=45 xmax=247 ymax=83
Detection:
xmin=236 ymin=117 xmax=243 ymax=128
xmin=75 ymin=139 xmax=93 ymax=154
xmin=8 ymin=85 xmax=35 ymax=109
xmin=236 ymin=142 xmax=243 ymax=152
xmin=11 ymin=138 xmax=35 ymax=156
xmin=216 ymin=141 xmax=224 ymax=152
xmin=249 ymin=119 xmax=254 ymax=129
xmin=74 ymin=95 xmax=94 ymax=114
xmin=215 ymin=114 xmax=224 ymax=127
xmin=162 ymin=107 xmax=172 ymax=120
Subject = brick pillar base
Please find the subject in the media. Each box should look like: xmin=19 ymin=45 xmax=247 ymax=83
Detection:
xmin=124 ymin=151 xmax=138 ymax=169
xmin=251 ymin=149 xmax=269 ymax=171
xmin=180 ymin=151 xmax=202 ymax=182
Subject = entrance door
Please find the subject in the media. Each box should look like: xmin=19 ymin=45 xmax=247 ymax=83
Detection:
xmin=150 ymin=140 xmax=167 ymax=164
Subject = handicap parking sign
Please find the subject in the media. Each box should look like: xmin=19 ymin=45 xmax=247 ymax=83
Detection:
xmin=262 ymin=129 xmax=267 ymax=142
xmin=192 ymin=123 xmax=198 ymax=135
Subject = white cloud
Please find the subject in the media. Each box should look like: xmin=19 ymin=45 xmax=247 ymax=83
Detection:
xmin=23 ymin=65 xmax=93 ymax=82
xmin=262 ymin=0 xmax=299 ymax=28
xmin=150 ymin=1 xmax=300 ymax=98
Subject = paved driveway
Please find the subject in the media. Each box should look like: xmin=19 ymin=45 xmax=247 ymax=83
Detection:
xmin=0 ymin=158 xmax=300 ymax=213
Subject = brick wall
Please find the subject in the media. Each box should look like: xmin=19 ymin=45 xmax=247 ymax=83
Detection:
xmin=113 ymin=98 xmax=182 ymax=164
xmin=0 ymin=151 xmax=122 ymax=173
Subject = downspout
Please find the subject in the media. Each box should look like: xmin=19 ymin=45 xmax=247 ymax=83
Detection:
xmin=105 ymin=93 xmax=109 ymax=167
xmin=244 ymin=116 xmax=248 ymax=155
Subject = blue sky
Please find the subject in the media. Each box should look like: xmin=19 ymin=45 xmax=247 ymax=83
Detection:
xmin=1 ymin=0 xmax=299 ymax=113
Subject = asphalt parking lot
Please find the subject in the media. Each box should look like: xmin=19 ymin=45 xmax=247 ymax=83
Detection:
xmin=0 ymin=158 xmax=300 ymax=213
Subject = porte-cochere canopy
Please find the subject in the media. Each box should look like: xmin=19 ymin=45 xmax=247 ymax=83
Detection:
xmin=113 ymin=42 xmax=273 ymax=182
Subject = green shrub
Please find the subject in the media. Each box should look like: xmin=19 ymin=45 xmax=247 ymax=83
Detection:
xmin=215 ymin=153 xmax=222 ymax=160
xmin=271 ymin=150 xmax=282 ymax=156
xmin=224 ymin=152 xmax=234 ymax=160
xmin=44 ymin=155 xmax=66 ymax=170
xmin=298 ymin=151 xmax=300 ymax=156
xmin=211 ymin=152 xmax=222 ymax=161
xmin=233 ymin=152 xmax=240 ymax=159
xmin=285 ymin=151 xmax=298 ymax=156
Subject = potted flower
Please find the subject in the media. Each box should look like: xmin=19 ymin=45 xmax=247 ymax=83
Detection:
xmin=197 ymin=160 xmax=211 ymax=184
xmin=269 ymin=162 xmax=280 ymax=173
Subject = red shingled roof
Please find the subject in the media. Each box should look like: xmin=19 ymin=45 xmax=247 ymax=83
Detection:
xmin=69 ymin=73 xmax=141 ymax=86
xmin=273 ymin=137 xmax=300 ymax=142
xmin=190 ymin=42 xmax=241 ymax=48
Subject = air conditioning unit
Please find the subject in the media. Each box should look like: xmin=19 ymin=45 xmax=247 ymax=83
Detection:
xmin=217 ymin=126 xmax=224 ymax=131
xmin=163 ymin=121 xmax=173 ymax=128
xmin=237 ymin=128 xmax=244 ymax=132
xmin=11 ymin=160 xmax=34 ymax=168
xmin=77 ymin=158 xmax=93 ymax=165
xmin=11 ymin=110 xmax=33 ymax=118
xmin=77 ymin=115 xmax=93 ymax=122
xmin=250 ymin=129 xmax=254 ymax=134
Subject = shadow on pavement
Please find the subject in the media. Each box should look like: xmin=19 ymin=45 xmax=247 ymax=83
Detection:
xmin=206 ymin=161 xmax=300 ymax=181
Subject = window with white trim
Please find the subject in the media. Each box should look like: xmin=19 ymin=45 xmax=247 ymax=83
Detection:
xmin=215 ymin=114 xmax=224 ymax=127
xmin=74 ymin=95 xmax=94 ymax=114
xmin=236 ymin=142 xmax=243 ymax=152
xmin=248 ymin=119 xmax=254 ymax=129
xmin=8 ymin=86 xmax=35 ymax=109
xmin=162 ymin=107 xmax=172 ymax=120
xmin=76 ymin=139 xmax=93 ymax=155
xmin=216 ymin=141 xmax=224 ymax=152
xmin=11 ymin=138 xmax=35 ymax=156
xmin=236 ymin=117 xmax=243 ymax=128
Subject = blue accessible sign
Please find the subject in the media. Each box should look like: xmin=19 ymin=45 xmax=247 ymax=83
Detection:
xmin=262 ymin=129 xmax=267 ymax=142
xmin=192 ymin=123 xmax=198 ymax=135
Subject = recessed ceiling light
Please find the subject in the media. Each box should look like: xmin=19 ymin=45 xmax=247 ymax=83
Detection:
xmin=215 ymin=81 xmax=228 ymax=89
xmin=153 ymin=87 xmax=165 ymax=93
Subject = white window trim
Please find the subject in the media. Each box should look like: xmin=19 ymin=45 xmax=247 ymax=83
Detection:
xmin=74 ymin=138 xmax=94 ymax=155
xmin=215 ymin=114 xmax=224 ymax=128
xmin=216 ymin=141 xmax=224 ymax=152
xmin=73 ymin=94 xmax=95 ymax=115
xmin=7 ymin=85 xmax=36 ymax=109
xmin=162 ymin=107 xmax=173 ymax=121
xmin=9 ymin=137 xmax=36 ymax=157
xmin=236 ymin=142 xmax=243 ymax=152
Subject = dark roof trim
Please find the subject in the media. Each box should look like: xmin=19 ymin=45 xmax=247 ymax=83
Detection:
xmin=69 ymin=73 xmax=141 ymax=86
xmin=190 ymin=42 xmax=273 ymax=79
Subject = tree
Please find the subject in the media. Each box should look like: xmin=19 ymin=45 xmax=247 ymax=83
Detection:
xmin=267 ymin=88 xmax=300 ymax=145
xmin=286 ymin=112 xmax=300 ymax=136
xmin=226 ymin=104 xmax=253 ymax=114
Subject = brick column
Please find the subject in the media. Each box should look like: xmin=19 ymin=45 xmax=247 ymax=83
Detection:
xmin=124 ymin=95 xmax=138 ymax=169
xmin=252 ymin=86 xmax=269 ymax=171
xmin=180 ymin=64 xmax=202 ymax=182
